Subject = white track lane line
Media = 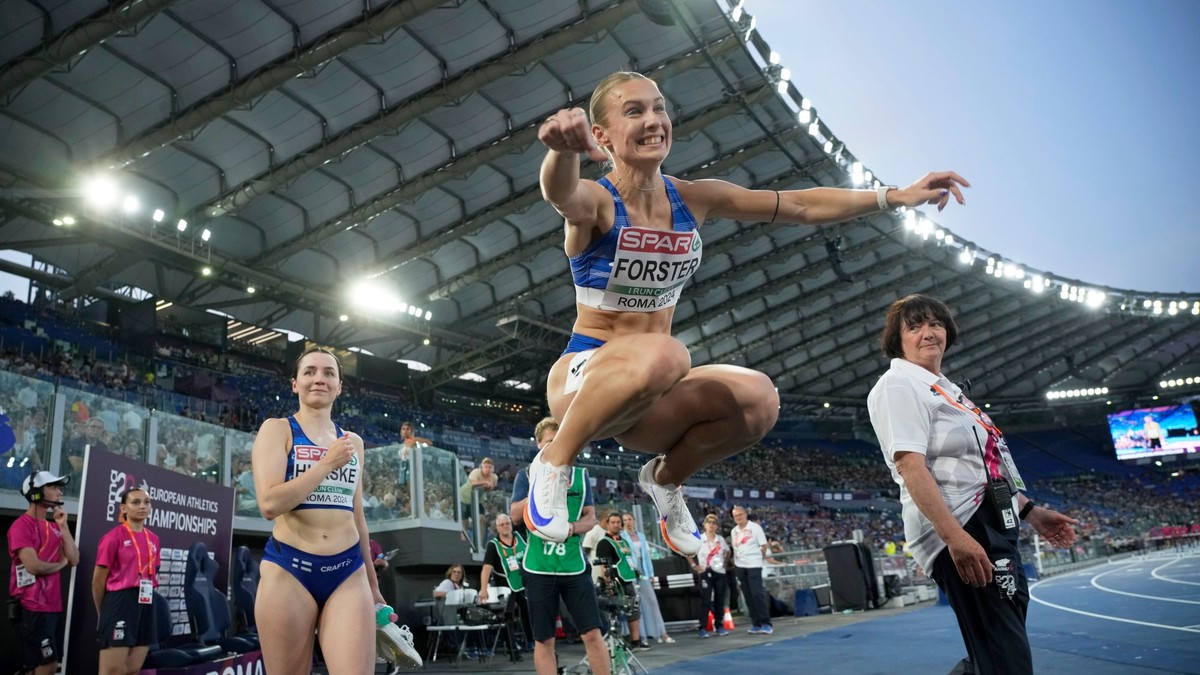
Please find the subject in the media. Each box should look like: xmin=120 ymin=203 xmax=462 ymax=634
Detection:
xmin=1151 ymin=555 xmax=1200 ymax=587
xmin=1029 ymin=563 xmax=1200 ymax=634
xmin=1090 ymin=563 xmax=1200 ymax=604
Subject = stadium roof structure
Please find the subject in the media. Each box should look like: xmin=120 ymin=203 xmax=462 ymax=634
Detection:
xmin=1 ymin=0 xmax=1198 ymax=422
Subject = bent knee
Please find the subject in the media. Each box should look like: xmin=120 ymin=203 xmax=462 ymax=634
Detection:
xmin=742 ymin=371 xmax=780 ymax=439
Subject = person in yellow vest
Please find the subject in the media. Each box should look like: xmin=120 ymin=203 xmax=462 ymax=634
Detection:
xmin=479 ymin=513 xmax=532 ymax=662
xmin=511 ymin=418 xmax=609 ymax=675
xmin=595 ymin=511 xmax=652 ymax=650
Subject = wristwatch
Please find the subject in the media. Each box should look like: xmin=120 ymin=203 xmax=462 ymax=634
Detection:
xmin=876 ymin=185 xmax=897 ymax=211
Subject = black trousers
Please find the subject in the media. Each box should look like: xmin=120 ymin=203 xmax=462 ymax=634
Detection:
xmin=499 ymin=589 xmax=533 ymax=651
xmin=697 ymin=570 xmax=728 ymax=628
xmin=734 ymin=567 xmax=771 ymax=627
xmin=931 ymin=509 xmax=1032 ymax=675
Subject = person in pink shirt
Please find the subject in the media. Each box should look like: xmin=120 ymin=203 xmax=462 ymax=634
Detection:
xmin=7 ymin=471 xmax=79 ymax=675
xmin=92 ymin=487 xmax=160 ymax=675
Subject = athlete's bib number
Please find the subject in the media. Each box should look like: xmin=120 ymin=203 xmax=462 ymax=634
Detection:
xmin=542 ymin=541 xmax=568 ymax=556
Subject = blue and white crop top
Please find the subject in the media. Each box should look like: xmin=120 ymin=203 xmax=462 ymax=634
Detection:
xmin=569 ymin=176 xmax=703 ymax=312
xmin=284 ymin=416 xmax=358 ymax=512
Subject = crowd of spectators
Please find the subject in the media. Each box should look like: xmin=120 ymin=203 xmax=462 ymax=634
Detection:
xmin=702 ymin=442 xmax=896 ymax=495
xmin=2 ymin=295 xmax=1198 ymax=559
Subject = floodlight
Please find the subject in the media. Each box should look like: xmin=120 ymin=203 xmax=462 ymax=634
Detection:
xmin=339 ymin=314 xmax=348 ymax=321
xmin=123 ymin=196 xmax=139 ymax=214
xmin=83 ymin=175 xmax=118 ymax=210
xmin=247 ymin=285 xmax=256 ymax=294
xmin=177 ymin=219 xmax=187 ymax=232
xmin=62 ymin=216 xmax=75 ymax=225
xmin=201 ymin=266 xmax=211 ymax=276
xmin=201 ymin=228 xmax=211 ymax=242
xmin=425 ymin=310 xmax=432 ymax=320
xmin=769 ymin=51 xmax=780 ymax=65
xmin=152 ymin=209 xmax=165 ymax=223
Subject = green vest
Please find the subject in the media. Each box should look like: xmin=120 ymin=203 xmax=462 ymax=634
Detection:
xmin=490 ymin=532 xmax=527 ymax=592
xmin=602 ymin=535 xmax=637 ymax=582
xmin=522 ymin=466 xmax=588 ymax=576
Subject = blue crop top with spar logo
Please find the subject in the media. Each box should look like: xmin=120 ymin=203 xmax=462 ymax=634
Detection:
xmin=284 ymin=416 xmax=358 ymax=512
xmin=569 ymin=176 xmax=703 ymax=312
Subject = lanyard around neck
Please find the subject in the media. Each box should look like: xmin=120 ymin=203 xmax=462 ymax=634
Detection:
xmin=122 ymin=522 xmax=154 ymax=579
xmin=928 ymin=383 xmax=1000 ymax=437
xmin=929 ymin=383 xmax=1003 ymax=480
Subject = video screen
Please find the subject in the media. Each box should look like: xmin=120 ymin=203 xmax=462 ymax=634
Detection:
xmin=1107 ymin=404 xmax=1200 ymax=460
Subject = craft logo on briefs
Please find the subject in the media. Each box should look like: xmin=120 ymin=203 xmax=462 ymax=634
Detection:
xmin=321 ymin=557 xmax=353 ymax=573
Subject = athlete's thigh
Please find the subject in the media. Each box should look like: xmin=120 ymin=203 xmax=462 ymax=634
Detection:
xmin=256 ymin=561 xmax=318 ymax=674
xmin=615 ymin=364 xmax=777 ymax=454
xmin=317 ymin=566 xmax=374 ymax=675
xmin=546 ymin=334 xmax=690 ymax=438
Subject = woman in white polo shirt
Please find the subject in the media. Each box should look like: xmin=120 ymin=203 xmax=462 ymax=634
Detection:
xmin=867 ymin=294 xmax=1077 ymax=675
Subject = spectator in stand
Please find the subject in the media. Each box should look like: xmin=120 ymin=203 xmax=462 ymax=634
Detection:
xmin=460 ymin=458 xmax=498 ymax=536
xmin=63 ymin=418 xmax=109 ymax=479
xmin=399 ymin=421 xmax=431 ymax=483
xmin=120 ymin=437 xmax=143 ymax=462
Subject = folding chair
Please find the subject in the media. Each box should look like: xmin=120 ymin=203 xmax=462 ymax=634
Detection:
xmin=425 ymin=588 xmax=504 ymax=665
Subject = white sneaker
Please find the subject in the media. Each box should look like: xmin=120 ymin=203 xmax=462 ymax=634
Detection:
xmin=377 ymin=622 xmax=423 ymax=669
xmin=525 ymin=452 xmax=572 ymax=542
xmin=638 ymin=457 xmax=701 ymax=556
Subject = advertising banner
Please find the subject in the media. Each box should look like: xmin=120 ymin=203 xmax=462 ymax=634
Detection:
xmin=63 ymin=449 xmax=234 ymax=675
xmin=139 ymin=649 xmax=264 ymax=675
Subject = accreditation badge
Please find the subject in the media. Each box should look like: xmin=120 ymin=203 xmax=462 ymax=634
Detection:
xmin=138 ymin=578 xmax=154 ymax=604
xmin=15 ymin=564 xmax=35 ymax=588
xmin=995 ymin=437 xmax=1026 ymax=491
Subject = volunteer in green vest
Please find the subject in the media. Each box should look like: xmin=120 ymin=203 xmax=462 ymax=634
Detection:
xmin=511 ymin=418 xmax=610 ymax=675
xmin=479 ymin=513 xmax=533 ymax=662
xmin=594 ymin=511 xmax=652 ymax=650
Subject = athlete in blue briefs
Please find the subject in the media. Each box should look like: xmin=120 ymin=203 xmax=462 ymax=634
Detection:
xmin=251 ymin=346 xmax=416 ymax=673
xmin=260 ymin=415 xmax=364 ymax=607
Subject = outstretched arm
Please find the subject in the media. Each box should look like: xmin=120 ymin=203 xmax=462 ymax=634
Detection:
xmin=686 ymin=171 xmax=970 ymax=226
